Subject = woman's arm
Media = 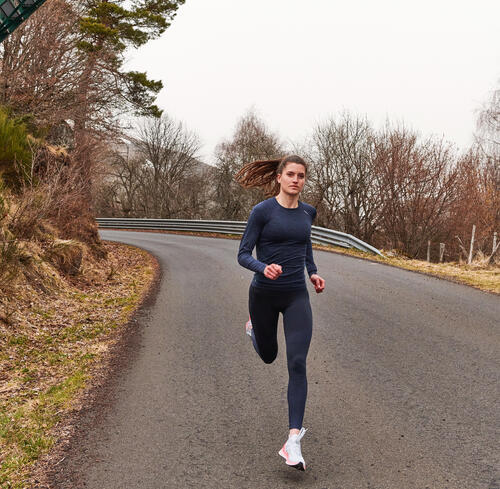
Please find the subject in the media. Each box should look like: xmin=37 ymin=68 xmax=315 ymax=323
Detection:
xmin=308 ymin=235 xmax=325 ymax=292
xmin=305 ymin=207 xmax=318 ymax=277
xmin=306 ymin=207 xmax=325 ymax=292
xmin=237 ymin=206 xmax=267 ymax=274
xmin=305 ymin=237 xmax=317 ymax=278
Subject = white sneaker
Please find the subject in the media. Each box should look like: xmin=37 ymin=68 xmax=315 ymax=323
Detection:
xmin=278 ymin=427 xmax=307 ymax=471
xmin=245 ymin=316 xmax=252 ymax=337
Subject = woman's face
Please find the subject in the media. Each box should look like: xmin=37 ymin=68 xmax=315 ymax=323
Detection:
xmin=277 ymin=162 xmax=306 ymax=196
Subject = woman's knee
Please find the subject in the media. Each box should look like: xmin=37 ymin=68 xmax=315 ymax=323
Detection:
xmin=287 ymin=354 xmax=307 ymax=376
xmin=260 ymin=350 xmax=278 ymax=364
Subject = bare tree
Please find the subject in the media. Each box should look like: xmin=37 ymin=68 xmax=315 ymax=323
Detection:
xmin=93 ymin=145 xmax=145 ymax=216
xmin=446 ymin=147 xmax=499 ymax=262
xmin=130 ymin=115 xmax=202 ymax=218
xmin=213 ymin=110 xmax=284 ymax=220
xmin=307 ymin=113 xmax=380 ymax=242
xmin=93 ymin=115 xmax=213 ymax=219
xmin=0 ymin=0 xmax=82 ymax=131
xmin=477 ymin=85 xmax=500 ymax=151
xmin=372 ymin=125 xmax=459 ymax=258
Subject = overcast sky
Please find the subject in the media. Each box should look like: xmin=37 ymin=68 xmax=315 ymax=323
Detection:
xmin=127 ymin=0 xmax=500 ymax=163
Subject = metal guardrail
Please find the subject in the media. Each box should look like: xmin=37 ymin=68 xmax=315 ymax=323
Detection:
xmin=96 ymin=218 xmax=383 ymax=256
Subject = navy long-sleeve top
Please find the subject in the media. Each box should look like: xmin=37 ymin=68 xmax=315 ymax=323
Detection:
xmin=237 ymin=197 xmax=318 ymax=290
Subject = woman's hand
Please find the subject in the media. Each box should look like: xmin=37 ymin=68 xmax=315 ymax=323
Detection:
xmin=264 ymin=263 xmax=282 ymax=280
xmin=310 ymin=274 xmax=325 ymax=293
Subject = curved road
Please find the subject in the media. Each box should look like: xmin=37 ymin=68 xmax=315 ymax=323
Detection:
xmin=52 ymin=230 xmax=499 ymax=489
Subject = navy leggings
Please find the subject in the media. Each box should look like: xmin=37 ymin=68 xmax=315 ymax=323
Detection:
xmin=248 ymin=284 xmax=313 ymax=429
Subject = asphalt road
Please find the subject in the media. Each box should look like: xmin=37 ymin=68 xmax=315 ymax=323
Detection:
xmin=51 ymin=230 xmax=500 ymax=489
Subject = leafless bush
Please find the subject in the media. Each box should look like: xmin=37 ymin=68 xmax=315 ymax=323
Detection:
xmin=8 ymin=146 xmax=80 ymax=236
xmin=1 ymin=142 xmax=103 ymax=258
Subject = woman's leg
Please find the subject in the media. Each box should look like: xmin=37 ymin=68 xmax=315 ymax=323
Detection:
xmin=282 ymin=289 xmax=313 ymax=430
xmin=248 ymin=285 xmax=280 ymax=364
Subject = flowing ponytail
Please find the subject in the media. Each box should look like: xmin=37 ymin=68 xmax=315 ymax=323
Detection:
xmin=234 ymin=155 xmax=307 ymax=197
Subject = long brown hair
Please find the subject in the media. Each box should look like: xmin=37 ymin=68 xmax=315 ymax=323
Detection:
xmin=234 ymin=155 xmax=308 ymax=196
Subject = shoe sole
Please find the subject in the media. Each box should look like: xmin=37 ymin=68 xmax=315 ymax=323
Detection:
xmin=279 ymin=447 xmax=306 ymax=471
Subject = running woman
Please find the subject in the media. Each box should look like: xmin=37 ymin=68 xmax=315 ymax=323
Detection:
xmin=235 ymin=155 xmax=325 ymax=471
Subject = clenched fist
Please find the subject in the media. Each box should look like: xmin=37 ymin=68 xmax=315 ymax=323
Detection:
xmin=264 ymin=263 xmax=282 ymax=280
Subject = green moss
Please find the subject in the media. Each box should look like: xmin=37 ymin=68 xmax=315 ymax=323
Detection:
xmin=8 ymin=336 xmax=28 ymax=346
xmin=70 ymin=292 xmax=89 ymax=302
xmin=104 ymin=296 xmax=130 ymax=306
xmin=31 ymin=307 xmax=55 ymax=319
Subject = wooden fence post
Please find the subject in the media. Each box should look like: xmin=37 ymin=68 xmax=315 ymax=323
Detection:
xmin=427 ymin=240 xmax=431 ymax=262
xmin=488 ymin=232 xmax=500 ymax=265
xmin=439 ymin=243 xmax=445 ymax=263
xmin=468 ymin=225 xmax=476 ymax=265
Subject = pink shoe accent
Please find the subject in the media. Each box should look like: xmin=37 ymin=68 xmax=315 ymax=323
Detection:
xmin=245 ymin=316 xmax=253 ymax=336
xmin=279 ymin=444 xmax=306 ymax=470
xmin=278 ymin=444 xmax=289 ymax=461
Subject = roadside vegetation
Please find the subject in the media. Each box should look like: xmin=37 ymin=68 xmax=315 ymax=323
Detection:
xmin=0 ymin=104 xmax=156 ymax=489
xmin=0 ymin=240 xmax=155 ymax=488
xmin=313 ymin=244 xmax=499 ymax=295
xmin=0 ymin=101 xmax=158 ymax=489
xmin=0 ymin=2 xmax=183 ymax=486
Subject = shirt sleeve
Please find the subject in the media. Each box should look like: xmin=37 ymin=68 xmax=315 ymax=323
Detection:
xmin=237 ymin=206 xmax=267 ymax=274
xmin=305 ymin=207 xmax=317 ymax=277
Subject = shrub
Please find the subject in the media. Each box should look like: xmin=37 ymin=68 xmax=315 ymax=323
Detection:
xmin=0 ymin=107 xmax=32 ymax=188
xmin=0 ymin=181 xmax=20 ymax=287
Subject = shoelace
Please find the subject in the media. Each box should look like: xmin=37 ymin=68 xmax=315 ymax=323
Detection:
xmin=296 ymin=427 xmax=307 ymax=440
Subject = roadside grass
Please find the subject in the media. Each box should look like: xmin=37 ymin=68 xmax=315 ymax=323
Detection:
xmin=0 ymin=370 xmax=86 ymax=488
xmin=312 ymin=244 xmax=500 ymax=295
xmin=0 ymin=242 xmax=156 ymax=488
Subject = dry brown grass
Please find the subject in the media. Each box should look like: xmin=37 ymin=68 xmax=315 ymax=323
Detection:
xmin=312 ymin=244 xmax=500 ymax=295
xmin=0 ymin=241 xmax=156 ymax=488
